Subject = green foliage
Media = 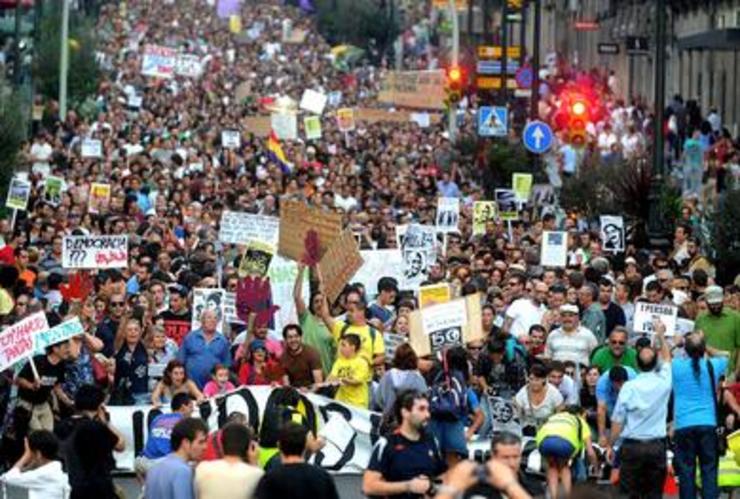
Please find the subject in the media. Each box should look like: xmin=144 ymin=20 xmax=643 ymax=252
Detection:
xmin=708 ymin=188 xmax=740 ymax=285
xmin=0 ymin=88 xmax=27 ymax=206
xmin=34 ymin=2 xmax=100 ymax=108
xmin=479 ymin=140 xmax=543 ymax=198
xmin=314 ymin=0 xmax=398 ymax=60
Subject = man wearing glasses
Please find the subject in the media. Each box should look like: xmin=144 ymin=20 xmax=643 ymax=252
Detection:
xmin=591 ymin=327 xmax=638 ymax=373
xmin=96 ymin=293 xmax=127 ymax=357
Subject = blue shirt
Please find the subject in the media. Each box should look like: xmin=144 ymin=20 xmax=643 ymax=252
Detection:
xmin=177 ymin=329 xmax=231 ymax=389
xmin=142 ymin=413 xmax=184 ymax=459
xmin=595 ymin=367 xmax=637 ymax=415
xmin=126 ymin=276 xmax=140 ymax=295
xmin=611 ymin=362 xmax=672 ymax=441
xmin=436 ymin=180 xmax=460 ymax=198
xmin=144 ymin=453 xmax=193 ymax=499
xmin=672 ymin=357 xmax=727 ymax=430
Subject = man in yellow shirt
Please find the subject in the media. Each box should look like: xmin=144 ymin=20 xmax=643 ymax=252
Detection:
xmin=328 ymin=334 xmax=371 ymax=408
xmin=320 ymin=296 xmax=385 ymax=369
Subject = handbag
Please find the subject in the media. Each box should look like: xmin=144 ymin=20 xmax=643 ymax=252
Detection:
xmin=706 ymin=360 xmax=728 ymax=456
xmin=91 ymin=356 xmax=109 ymax=387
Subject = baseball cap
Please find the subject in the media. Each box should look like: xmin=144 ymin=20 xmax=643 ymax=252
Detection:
xmin=625 ymin=257 xmax=637 ymax=266
xmin=560 ymin=304 xmax=579 ymax=315
xmin=705 ymin=285 xmax=724 ymax=305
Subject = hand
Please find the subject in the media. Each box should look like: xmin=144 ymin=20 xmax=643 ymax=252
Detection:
xmin=407 ymin=476 xmax=431 ymax=495
xmin=598 ymin=435 xmax=608 ymax=448
xmin=653 ymin=318 xmax=667 ymax=337
xmin=444 ymin=460 xmax=478 ymax=491
xmin=486 ymin=459 xmax=519 ymax=492
xmin=21 ymin=437 xmax=33 ymax=462
xmin=30 ymin=379 xmax=41 ymax=391
xmin=606 ymin=447 xmax=615 ymax=464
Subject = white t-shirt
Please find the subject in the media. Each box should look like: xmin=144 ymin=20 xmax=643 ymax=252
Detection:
xmin=194 ymin=459 xmax=264 ymax=499
xmin=545 ymin=326 xmax=599 ymax=366
xmin=1 ymin=461 xmax=69 ymax=499
xmin=505 ymin=298 xmax=544 ymax=339
xmin=514 ymin=384 xmax=564 ymax=429
xmin=30 ymin=141 xmax=53 ymax=175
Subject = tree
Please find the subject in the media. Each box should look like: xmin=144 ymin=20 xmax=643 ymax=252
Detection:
xmin=479 ymin=140 xmax=544 ymax=200
xmin=0 ymin=88 xmax=27 ymax=209
xmin=708 ymin=187 xmax=740 ymax=285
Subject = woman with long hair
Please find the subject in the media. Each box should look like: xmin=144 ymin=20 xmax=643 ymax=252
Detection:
xmin=513 ymin=363 xmax=564 ymax=435
xmin=374 ymin=343 xmax=427 ymax=415
xmin=150 ymin=359 xmax=203 ymax=408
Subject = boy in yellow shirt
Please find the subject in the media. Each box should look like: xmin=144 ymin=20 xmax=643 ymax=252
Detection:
xmin=328 ymin=334 xmax=371 ymax=408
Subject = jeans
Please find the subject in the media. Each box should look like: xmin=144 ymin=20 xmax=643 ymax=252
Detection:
xmin=674 ymin=425 xmax=719 ymax=499
xmin=619 ymin=438 xmax=667 ymax=499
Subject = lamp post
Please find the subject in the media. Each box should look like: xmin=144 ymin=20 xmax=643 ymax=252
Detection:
xmin=448 ymin=0 xmax=460 ymax=143
xmin=59 ymin=0 xmax=70 ymax=118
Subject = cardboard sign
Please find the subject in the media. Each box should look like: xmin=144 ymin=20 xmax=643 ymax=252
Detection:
xmin=243 ymin=116 xmax=272 ymax=137
xmin=384 ymin=333 xmax=408 ymax=360
xmin=221 ymin=130 xmax=241 ymax=149
xmin=175 ymin=54 xmax=203 ymax=78
xmin=141 ymin=44 xmax=177 ymax=78
xmin=409 ymin=294 xmax=483 ymax=356
xmin=299 ymin=89 xmax=328 ymax=116
xmin=336 ymin=108 xmax=356 ymax=132
xmin=35 ymin=317 xmax=84 ymax=353
xmin=277 ymin=199 xmax=342 ymax=262
xmin=5 ymin=177 xmax=31 ymax=211
xmin=540 ymin=231 xmax=568 ymax=268
xmin=633 ymin=302 xmax=678 ymax=336
xmin=419 ymin=283 xmax=451 ymax=309
xmin=495 ymin=189 xmax=518 ymax=221
xmin=512 ymin=173 xmax=533 ymax=202
xmin=472 ymin=201 xmax=498 ymax=236
xmin=238 ymin=242 xmax=274 ymax=278
xmin=88 ymin=183 xmax=111 ymax=214
xmin=600 ymin=215 xmax=625 ymax=253
xmin=62 ymin=235 xmax=128 ymax=269
xmin=378 ymin=70 xmax=446 ymax=110
xmin=271 ymin=113 xmax=298 ymax=140
xmin=218 ymin=211 xmax=279 ymax=246
xmin=81 ymin=139 xmax=103 ymax=158
xmin=303 ymin=116 xmax=322 ymax=140
xmin=283 ymin=28 xmax=307 ymax=44
xmin=192 ymin=288 xmax=226 ymax=332
xmin=435 ymin=197 xmax=460 ymax=234
xmin=44 ymin=176 xmax=64 ymax=207
xmin=0 ymin=312 xmax=49 ymax=371
xmin=318 ymin=230 xmax=364 ymax=304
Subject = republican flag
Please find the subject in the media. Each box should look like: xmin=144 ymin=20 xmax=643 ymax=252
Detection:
xmin=267 ymin=131 xmax=291 ymax=174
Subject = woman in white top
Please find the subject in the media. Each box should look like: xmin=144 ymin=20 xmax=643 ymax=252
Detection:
xmin=1 ymin=431 xmax=69 ymax=499
xmin=513 ymin=363 xmax=564 ymax=435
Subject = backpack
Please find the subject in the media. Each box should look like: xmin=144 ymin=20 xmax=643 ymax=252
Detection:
xmin=340 ymin=322 xmax=378 ymax=352
xmin=429 ymin=354 xmax=467 ymax=421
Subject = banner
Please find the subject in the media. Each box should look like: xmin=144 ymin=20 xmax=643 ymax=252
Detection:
xmin=495 ymin=189 xmax=518 ymax=221
xmin=271 ymin=113 xmax=298 ymax=140
xmin=81 ymin=139 xmax=102 ymax=158
xmin=238 ymin=242 xmax=274 ymax=278
xmin=303 ymin=116 xmax=322 ymax=140
xmin=141 ymin=45 xmax=177 ymax=79
xmin=318 ymin=230 xmax=364 ymax=304
xmin=336 ymin=108 xmax=355 ymax=132
xmin=355 ymin=108 xmax=443 ymax=125
xmin=5 ymin=177 xmax=31 ymax=211
xmin=633 ymin=302 xmax=678 ymax=336
xmin=34 ymin=317 xmax=84 ymax=353
xmin=44 ymin=176 xmax=64 ymax=207
xmin=419 ymin=283 xmax=451 ymax=309
xmin=351 ymin=250 xmax=405 ymax=295
xmin=219 ymin=211 xmax=279 ymax=246
xmin=512 ymin=173 xmax=533 ymax=202
xmin=472 ymin=201 xmax=497 ymax=236
xmin=0 ymin=312 xmax=49 ymax=371
xmin=600 ymin=215 xmax=625 ymax=253
xmin=221 ymin=130 xmax=241 ymax=149
xmin=175 ymin=54 xmax=204 ymax=78
xmin=377 ymin=70 xmax=446 ymax=110
xmin=88 ymin=183 xmax=111 ymax=214
xmin=540 ymin=231 xmax=567 ymax=268
xmin=62 ymin=235 xmax=128 ymax=269
xmin=191 ymin=288 xmax=226 ymax=332
xmin=278 ymin=200 xmax=342 ymax=262
xmin=299 ymin=89 xmax=328 ymax=116
xmin=408 ymin=295 xmax=483 ymax=357
xmin=435 ymin=197 xmax=460 ymax=233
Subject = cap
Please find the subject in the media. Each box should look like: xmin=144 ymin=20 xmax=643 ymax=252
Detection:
xmin=625 ymin=257 xmax=637 ymax=266
xmin=705 ymin=285 xmax=724 ymax=305
xmin=560 ymin=304 xmax=579 ymax=315
xmin=249 ymin=339 xmax=267 ymax=352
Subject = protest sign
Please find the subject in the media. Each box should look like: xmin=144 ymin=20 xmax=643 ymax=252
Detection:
xmin=495 ymin=189 xmax=518 ymax=221
xmin=223 ymin=292 xmax=244 ymax=325
xmin=540 ymin=231 xmax=567 ymax=267
xmin=435 ymin=197 xmax=460 ymax=233
xmin=327 ymin=91 xmax=342 ymax=108
xmin=299 ymin=89 xmax=328 ymax=116
xmin=354 ymin=108 xmax=443 ymax=125
xmin=268 ymin=255 xmax=308 ymax=337
xmin=191 ymin=288 xmax=226 ymax=332
xmin=304 ymin=116 xmax=322 ymax=140
xmin=88 ymin=183 xmax=111 ymax=214
xmin=62 ymin=235 xmax=128 ymax=269
xmin=216 ymin=0 xmax=240 ymax=18
xmin=512 ymin=173 xmax=533 ymax=202
xmin=378 ymin=70 xmax=446 ymax=110
xmin=419 ymin=283 xmax=451 ymax=309
xmin=5 ymin=177 xmax=31 ymax=211
xmin=44 ymin=176 xmax=64 ymax=206
xmin=318 ymin=230 xmax=364 ymax=304
xmin=408 ymin=294 xmax=483 ymax=356
xmin=0 ymin=312 xmax=49 ymax=371
xmin=271 ymin=112 xmax=298 ymax=140
xmin=229 ymin=14 xmax=242 ymax=34
xmin=218 ymin=211 xmax=280 ymax=246
xmin=633 ymin=302 xmax=679 ymax=336
xmin=141 ymin=45 xmax=177 ymax=78
xmin=221 ymin=130 xmax=241 ymax=149
xmin=401 ymin=224 xmax=437 ymax=289
xmin=351 ymin=250 xmax=405 ymax=294
xmin=472 ymin=201 xmax=497 ymax=236
xmin=336 ymin=108 xmax=356 ymax=132
xmin=277 ymin=200 xmax=342 ymax=262
xmin=243 ymin=116 xmax=272 ymax=137
xmin=410 ymin=112 xmax=431 ymax=128
xmin=35 ymin=317 xmax=84 ymax=353
xmin=175 ymin=53 xmax=204 ymax=78
xmin=238 ymin=242 xmax=274 ymax=278
xmin=600 ymin=215 xmax=625 ymax=253
xmin=128 ymin=94 xmax=143 ymax=109
xmin=384 ymin=333 xmax=408 ymax=360
xmin=675 ymin=318 xmax=695 ymax=336
xmin=283 ymin=28 xmax=307 ymax=44
xmin=81 ymin=139 xmax=103 ymax=158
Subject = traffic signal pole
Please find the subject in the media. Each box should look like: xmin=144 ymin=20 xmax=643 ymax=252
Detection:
xmin=530 ymin=0 xmax=540 ymax=119
xmin=500 ymin=0 xmax=508 ymax=104
xmin=448 ymin=0 xmax=460 ymax=143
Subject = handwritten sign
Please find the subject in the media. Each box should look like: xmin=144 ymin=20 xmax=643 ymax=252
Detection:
xmin=633 ymin=302 xmax=678 ymax=336
xmin=408 ymin=295 xmax=483 ymax=356
xmin=35 ymin=317 xmax=84 ymax=352
xmin=62 ymin=235 xmax=128 ymax=269
xmin=377 ymin=70 xmax=446 ymax=110
xmin=0 ymin=312 xmax=49 ymax=371
xmin=318 ymin=230 xmax=364 ymax=304
xmin=141 ymin=44 xmax=177 ymax=79
xmin=81 ymin=139 xmax=102 ymax=158
xmin=218 ymin=211 xmax=279 ymax=246
xmin=278 ymin=200 xmax=342 ymax=262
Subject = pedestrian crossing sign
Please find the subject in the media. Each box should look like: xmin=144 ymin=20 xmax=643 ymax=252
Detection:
xmin=478 ymin=106 xmax=508 ymax=137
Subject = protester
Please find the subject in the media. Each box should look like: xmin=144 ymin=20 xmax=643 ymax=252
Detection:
xmin=280 ymin=324 xmax=323 ymax=388
xmin=0 ymin=431 xmax=69 ymax=499
xmin=178 ymin=309 xmax=231 ymax=389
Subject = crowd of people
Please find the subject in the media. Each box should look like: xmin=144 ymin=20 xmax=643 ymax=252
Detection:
xmin=0 ymin=0 xmax=739 ymax=498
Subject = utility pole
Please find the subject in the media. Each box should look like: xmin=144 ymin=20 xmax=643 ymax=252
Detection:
xmin=448 ymin=0 xmax=460 ymax=143
xmin=530 ymin=0 xmax=540 ymax=119
xmin=59 ymin=0 xmax=70 ymax=118
xmin=500 ymin=0 xmax=508 ymax=104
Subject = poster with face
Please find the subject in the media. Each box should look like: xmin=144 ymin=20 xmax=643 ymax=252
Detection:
xmin=600 ymin=215 xmax=625 ymax=253
xmin=435 ymin=197 xmax=460 ymax=234
xmin=238 ymin=242 xmax=274 ymax=278
xmin=191 ymin=288 xmax=226 ymax=331
xmin=495 ymin=189 xmax=518 ymax=221
xmin=472 ymin=201 xmax=498 ymax=236
xmin=401 ymin=224 xmax=436 ymax=289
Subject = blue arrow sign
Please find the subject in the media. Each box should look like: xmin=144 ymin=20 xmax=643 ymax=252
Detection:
xmin=479 ymin=106 xmax=508 ymax=137
xmin=523 ymin=121 xmax=553 ymax=154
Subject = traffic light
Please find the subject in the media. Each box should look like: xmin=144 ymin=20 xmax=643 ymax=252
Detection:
xmin=567 ymin=96 xmax=589 ymax=147
xmin=445 ymin=66 xmax=466 ymax=106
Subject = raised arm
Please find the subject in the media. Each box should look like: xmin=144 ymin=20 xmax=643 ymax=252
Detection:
xmin=293 ymin=263 xmax=307 ymax=317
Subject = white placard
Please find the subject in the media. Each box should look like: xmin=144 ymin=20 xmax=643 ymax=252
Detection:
xmin=221 ymin=130 xmax=241 ymax=149
xmin=600 ymin=215 xmax=625 ymax=253
xmin=175 ymin=53 xmax=204 ymax=78
xmin=435 ymin=197 xmax=460 ymax=234
xmin=383 ymin=332 xmax=408 ymax=360
xmin=540 ymin=231 xmax=567 ymax=267
xmin=62 ymin=235 xmax=128 ymax=269
xmin=633 ymin=302 xmax=678 ymax=336
xmin=351 ymin=250 xmax=405 ymax=294
xmin=675 ymin=318 xmax=695 ymax=336
xmin=401 ymin=224 xmax=437 ymax=289
xmin=218 ymin=211 xmax=279 ymax=246
xmin=299 ymin=89 xmax=328 ymax=116
xmin=191 ymin=288 xmax=226 ymax=332
xmin=410 ymin=112 xmax=431 ymax=128
xmin=81 ymin=139 xmax=102 ymax=158
xmin=271 ymin=113 xmax=298 ymax=140
xmin=141 ymin=44 xmax=177 ymax=78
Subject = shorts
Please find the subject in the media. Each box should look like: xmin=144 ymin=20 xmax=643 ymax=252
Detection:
xmin=429 ymin=418 xmax=468 ymax=456
xmin=539 ymin=436 xmax=575 ymax=461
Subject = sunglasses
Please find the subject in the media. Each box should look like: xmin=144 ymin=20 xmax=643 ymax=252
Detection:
xmin=110 ymin=302 xmax=125 ymax=307
xmin=610 ymin=340 xmax=626 ymax=345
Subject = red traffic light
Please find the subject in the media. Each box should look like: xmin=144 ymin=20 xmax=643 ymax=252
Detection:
xmin=571 ymin=101 xmax=587 ymax=117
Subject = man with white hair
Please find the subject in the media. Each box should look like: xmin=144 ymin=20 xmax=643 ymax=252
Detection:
xmin=178 ymin=309 xmax=231 ymax=389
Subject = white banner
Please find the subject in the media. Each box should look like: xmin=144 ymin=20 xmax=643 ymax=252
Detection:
xmin=81 ymin=139 xmax=102 ymax=158
xmin=540 ymin=231 xmax=567 ymax=268
xmin=435 ymin=197 xmax=460 ymax=234
xmin=175 ymin=53 xmax=204 ymax=78
xmin=633 ymin=302 xmax=678 ymax=336
xmin=62 ymin=235 xmax=128 ymax=269
xmin=218 ymin=211 xmax=280 ymax=246
xmin=141 ymin=45 xmax=177 ymax=78
xmin=299 ymin=89 xmax=328 ymax=116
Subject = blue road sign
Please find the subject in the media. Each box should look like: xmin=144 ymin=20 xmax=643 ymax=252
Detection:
xmin=515 ymin=66 xmax=533 ymax=89
xmin=479 ymin=106 xmax=508 ymax=137
xmin=522 ymin=121 xmax=553 ymax=154
xmin=477 ymin=60 xmax=520 ymax=75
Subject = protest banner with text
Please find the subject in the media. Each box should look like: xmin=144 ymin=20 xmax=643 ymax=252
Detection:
xmin=377 ymin=70 xmax=446 ymax=110
xmin=0 ymin=312 xmax=49 ymax=371
xmin=62 ymin=235 xmax=128 ymax=269
xmin=219 ymin=211 xmax=280 ymax=246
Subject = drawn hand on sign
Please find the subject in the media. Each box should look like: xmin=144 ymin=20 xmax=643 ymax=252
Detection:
xmin=60 ymin=271 xmax=94 ymax=302
xmin=302 ymin=229 xmax=321 ymax=266
xmin=236 ymin=276 xmax=280 ymax=327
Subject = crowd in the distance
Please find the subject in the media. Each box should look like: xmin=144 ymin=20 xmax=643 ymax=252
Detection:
xmin=0 ymin=0 xmax=739 ymax=498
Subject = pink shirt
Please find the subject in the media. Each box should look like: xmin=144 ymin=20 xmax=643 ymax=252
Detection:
xmin=202 ymin=380 xmax=235 ymax=398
